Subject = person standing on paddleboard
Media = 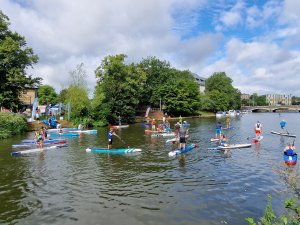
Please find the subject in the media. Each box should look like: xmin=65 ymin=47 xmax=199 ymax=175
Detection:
xmin=215 ymin=122 xmax=222 ymax=139
xmin=178 ymin=124 xmax=189 ymax=150
xmin=151 ymin=118 xmax=156 ymax=131
xmin=255 ymin=121 xmax=262 ymax=139
xmin=226 ymin=116 xmax=231 ymax=128
xmin=108 ymin=127 xmax=118 ymax=149
xmin=280 ymin=119 xmax=286 ymax=133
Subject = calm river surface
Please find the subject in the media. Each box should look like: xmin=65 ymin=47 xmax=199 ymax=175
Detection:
xmin=1 ymin=113 xmax=300 ymax=225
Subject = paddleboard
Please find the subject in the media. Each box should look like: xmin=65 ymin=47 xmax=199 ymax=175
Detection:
xmin=21 ymin=139 xmax=66 ymax=144
xmin=284 ymin=152 xmax=297 ymax=165
xmin=47 ymin=128 xmax=78 ymax=133
xmin=111 ymin=125 xmax=129 ymax=129
xmin=222 ymin=127 xmax=234 ymax=130
xmin=208 ymin=143 xmax=251 ymax=150
xmin=151 ymin=132 xmax=176 ymax=137
xmin=168 ymin=144 xmax=198 ymax=157
xmin=271 ymin=131 xmax=296 ymax=138
xmin=86 ymin=148 xmax=142 ymax=154
xmin=11 ymin=144 xmax=68 ymax=156
xmin=140 ymin=123 xmax=151 ymax=126
xmin=72 ymin=129 xmax=98 ymax=134
xmin=12 ymin=140 xmax=67 ymax=148
xmin=166 ymin=138 xmax=179 ymax=143
xmin=210 ymin=138 xmax=219 ymax=142
xmin=49 ymin=133 xmax=79 ymax=137
xmin=145 ymin=130 xmax=168 ymax=133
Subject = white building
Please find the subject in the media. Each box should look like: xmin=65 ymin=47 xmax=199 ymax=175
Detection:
xmin=266 ymin=94 xmax=292 ymax=106
xmin=192 ymin=73 xmax=206 ymax=93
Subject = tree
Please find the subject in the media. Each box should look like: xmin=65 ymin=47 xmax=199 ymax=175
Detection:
xmin=153 ymin=69 xmax=201 ymax=116
xmin=94 ymin=54 xmax=147 ymax=123
xmin=205 ymin=72 xmax=241 ymax=110
xmin=138 ymin=57 xmax=172 ymax=107
xmin=65 ymin=63 xmax=90 ymax=119
xmin=0 ymin=11 xmax=41 ymax=111
xmin=58 ymin=89 xmax=68 ymax=103
xmin=38 ymin=85 xmax=58 ymax=105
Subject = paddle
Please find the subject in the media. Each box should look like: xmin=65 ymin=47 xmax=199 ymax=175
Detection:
xmin=114 ymin=134 xmax=129 ymax=148
xmin=285 ymin=128 xmax=289 ymax=135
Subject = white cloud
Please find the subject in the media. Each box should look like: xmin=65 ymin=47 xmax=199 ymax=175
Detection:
xmin=199 ymin=38 xmax=300 ymax=96
xmin=218 ymin=0 xmax=244 ymax=29
xmin=1 ymin=0 xmax=300 ymax=97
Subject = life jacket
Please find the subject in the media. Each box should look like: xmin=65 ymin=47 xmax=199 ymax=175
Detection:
xmin=286 ymin=148 xmax=294 ymax=156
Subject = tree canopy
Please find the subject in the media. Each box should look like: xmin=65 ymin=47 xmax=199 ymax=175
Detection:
xmin=38 ymin=85 xmax=58 ymax=105
xmin=0 ymin=11 xmax=41 ymax=111
xmin=205 ymin=72 xmax=241 ymax=111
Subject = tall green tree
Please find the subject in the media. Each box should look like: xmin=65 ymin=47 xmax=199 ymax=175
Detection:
xmin=38 ymin=85 xmax=58 ymax=105
xmin=0 ymin=11 xmax=41 ymax=111
xmin=205 ymin=72 xmax=241 ymax=111
xmin=138 ymin=57 xmax=172 ymax=107
xmin=65 ymin=63 xmax=90 ymax=119
xmin=153 ymin=69 xmax=201 ymax=116
xmin=58 ymin=89 xmax=68 ymax=103
xmin=94 ymin=54 xmax=146 ymax=123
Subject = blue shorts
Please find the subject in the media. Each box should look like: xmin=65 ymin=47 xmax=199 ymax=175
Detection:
xmin=216 ymin=129 xmax=221 ymax=134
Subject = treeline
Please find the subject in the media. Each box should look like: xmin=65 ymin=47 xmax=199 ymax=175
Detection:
xmin=0 ymin=10 xmax=241 ymax=127
xmin=37 ymin=55 xmax=241 ymax=127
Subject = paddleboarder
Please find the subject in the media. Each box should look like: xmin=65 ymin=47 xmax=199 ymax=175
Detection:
xmin=226 ymin=117 xmax=231 ymax=128
xmin=280 ymin=119 xmax=286 ymax=133
xmin=108 ymin=127 xmax=118 ymax=149
xmin=151 ymin=118 xmax=156 ymax=131
xmin=254 ymin=121 xmax=262 ymax=139
xmin=178 ymin=125 xmax=189 ymax=150
xmin=284 ymin=143 xmax=296 ymax=156
xmin=220 ymin=134 xmax=228 ymax=147
xmin=215 ymin=122 xmax=222 ymax=139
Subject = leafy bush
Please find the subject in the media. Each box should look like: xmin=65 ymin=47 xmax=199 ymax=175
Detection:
xmin=0 ymin=112 xmax=27 ymax=139
xmin=246 ymin=195 xmax=300 ymax=225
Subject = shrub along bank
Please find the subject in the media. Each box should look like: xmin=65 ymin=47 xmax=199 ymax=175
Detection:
xmin=0 ymin=112 xmax=27 ymax=139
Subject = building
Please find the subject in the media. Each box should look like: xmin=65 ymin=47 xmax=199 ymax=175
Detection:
xmin=266 ymin=94 xmax=292 ymax=106
xmin=0 ymin=88 xmax=38 ymax=113
xmin=19 ymin=88 xmax=38 ymax=112
xmin=241 ymin=93 xmax=250 ymax=100
xmin=192 ymin=73 xmax=206 ymax=93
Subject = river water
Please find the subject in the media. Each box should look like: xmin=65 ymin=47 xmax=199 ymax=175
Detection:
xmin=0 ymin=113 xmax=300 ymax=225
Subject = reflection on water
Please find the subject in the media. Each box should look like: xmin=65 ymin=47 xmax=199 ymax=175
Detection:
xmin=0 ymin=113 xmax=300 ymax=225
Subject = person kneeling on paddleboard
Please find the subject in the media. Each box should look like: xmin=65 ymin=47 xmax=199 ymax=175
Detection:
xmin=220 ymin=134 xmax=228 ymax=147
xmin=284 ymin=143 xmax=296 ymax=156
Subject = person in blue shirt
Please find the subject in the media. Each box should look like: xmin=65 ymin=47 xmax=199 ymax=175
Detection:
xmin=215 ymin=122 xmax=222 ymax=139
xmin=280 ymin=119 xmax=286 ymax=133
xmin=108 ymin=127 xmax=117 ymax=149
xmin=284 ymin=143 xmax=296 ymax=156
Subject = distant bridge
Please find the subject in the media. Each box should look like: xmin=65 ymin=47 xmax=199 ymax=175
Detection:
xmin=241 ymin=105 xmax=300 ymax=112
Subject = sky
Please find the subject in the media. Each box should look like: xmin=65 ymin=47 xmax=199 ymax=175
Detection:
xmin=1 ymin=0 xmax=300 ymax=96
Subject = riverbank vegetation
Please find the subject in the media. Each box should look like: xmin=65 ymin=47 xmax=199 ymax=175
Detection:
xmin=246 ymin=195 xmax=300 ymax=225
xmin=0 ymin=113 xmax=27 ymax=139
